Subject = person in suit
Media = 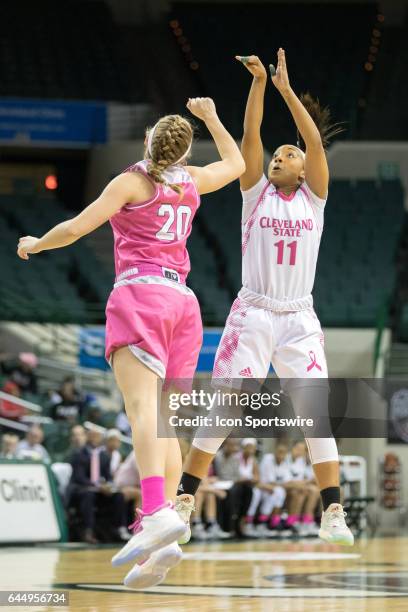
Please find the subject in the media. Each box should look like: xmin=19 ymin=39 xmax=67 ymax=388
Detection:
xmin=68 ymin=428 xmax=130 ymax=544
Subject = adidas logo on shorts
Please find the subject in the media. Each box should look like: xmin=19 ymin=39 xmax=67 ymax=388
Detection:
xmin=239 ymin=367 xmax=253 ymax=377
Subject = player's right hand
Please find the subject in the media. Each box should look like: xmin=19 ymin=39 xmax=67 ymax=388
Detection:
xmin=235 ymin=55 xmax=267 ymax=79
xmin=186 ymin=97 xmax=217 ymax=121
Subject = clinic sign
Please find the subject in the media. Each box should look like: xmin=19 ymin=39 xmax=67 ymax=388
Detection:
xmin=0 ymin=99 xmax=107 ymax=147
xmin=0 ymin=462 xmax=66 ymax=542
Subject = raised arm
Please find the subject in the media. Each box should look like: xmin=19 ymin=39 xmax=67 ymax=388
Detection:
xmin=185 ymin=97 xmax=245 ymax=195
xmin=271 ymin=48 xmax=329 ymax=199
xmin=17 ymin=172 xmax=150 ymax=260
xmin=235 ymin=55 xmax=267 ymax=191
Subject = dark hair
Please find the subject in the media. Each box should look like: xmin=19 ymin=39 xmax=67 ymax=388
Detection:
xmin=297 ymin=92 xmax=345 ymax=151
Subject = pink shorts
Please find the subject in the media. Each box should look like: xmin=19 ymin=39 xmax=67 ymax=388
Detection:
xmin=105 ymin=278 xmax=203 ymax=381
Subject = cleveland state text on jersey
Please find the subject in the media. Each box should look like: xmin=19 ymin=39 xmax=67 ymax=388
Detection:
xmin=259 ymin=217 xmax=314 ymax=237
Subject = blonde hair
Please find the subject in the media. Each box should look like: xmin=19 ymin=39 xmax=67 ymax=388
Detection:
xmin=145 ymin=114 xmax=193 ymax=195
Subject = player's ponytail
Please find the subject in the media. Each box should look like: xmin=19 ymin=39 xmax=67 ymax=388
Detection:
xmin=145 ymin=114 xmax=193 ymax=195
xmin=297 ymin=93 xmax=345 ymax=150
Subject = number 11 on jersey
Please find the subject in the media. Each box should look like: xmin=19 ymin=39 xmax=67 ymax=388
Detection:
xmin=274 ymin=240 xmax=297 ymax=266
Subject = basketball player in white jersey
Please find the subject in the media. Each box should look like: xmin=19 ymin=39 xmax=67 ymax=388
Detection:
xmin=176 ymin=49 xmax=353 ymax=547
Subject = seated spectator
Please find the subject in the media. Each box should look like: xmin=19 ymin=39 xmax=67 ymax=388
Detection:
xmin=244 ymin=442 xmax=290 ymax=537
xmin=85 ymin=402 xmax=104 ymax=427
xmin=0 ymin=352 xmax=38 ymax=396
xmin=239 ymin=438 xmax=260 ymax=483
xmin=64 ymin=425 xmax=87 ymax=462
xmin=0 ymin=380 xmax=25 ymax=419
xmin=114 ymin=450 xmax=141 ymax=506
xmin=191 ymin=464 xmax=230 ymax=541
xmin=214 ymin=438 xmax=254 ymax=535
xmin=70 ymin=425 xmax=87 ymax=451
xmin=50 ymin=377 xmax=86 ymax=424
xmin=16 ymin=425 xmax=50 ymax=463
xmin=298 ymin=455 xmax=321 ymax=535
xmin=103 ymin=429 xmax=122 ymax=476
xmin=115 ymin=407 xmax=131 ymax=437
xmin=285 ymin=441 xmax=310 ymax=531
xmin=0 ymin=433 xmax=19 ymax=459
xmin=67 ymin=429 xmax=130 ymax=544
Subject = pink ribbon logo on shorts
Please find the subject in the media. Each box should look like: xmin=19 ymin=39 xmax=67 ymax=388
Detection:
xmin=307 ymin=351 xmax=322 ymax=372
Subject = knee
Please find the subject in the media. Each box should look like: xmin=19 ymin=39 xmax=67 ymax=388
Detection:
xmin=125 ymin=396 xmax=156 ymax=426
xmin=306 ymin=438 xmax=338 ymax=464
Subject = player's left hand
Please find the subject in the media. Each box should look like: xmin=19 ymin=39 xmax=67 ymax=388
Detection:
xmin=186 ymin=97 xmax=217 ymax=122
xmin=270 ymin=48 xmax=291 ymax=95
xmin=17 ymin=236 xmax=41 ymax=260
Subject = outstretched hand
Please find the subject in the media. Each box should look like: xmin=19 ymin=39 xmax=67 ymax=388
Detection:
xmin=186 ymin=97 xmax=217 ymax=121
xmin=270 ymin=48 xmax=291 ymax=95
xmin=17 ymin=236 xmax=41 ymax=260
xmin=235 ymin=55 xmax=267 ymax=80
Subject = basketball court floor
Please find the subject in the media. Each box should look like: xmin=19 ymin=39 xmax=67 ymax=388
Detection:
xmin=1 ymin=535 xmax=408 ymax=611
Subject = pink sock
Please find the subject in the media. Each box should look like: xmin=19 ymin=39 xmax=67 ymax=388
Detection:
xmin=270 ymin=515 xmax=281 ymax=528
xmin=258 ymin=514 xmax=269 ymax=523
xmin=140 ymin=476 xmax=165 ymax=514
xmin=302 ymin=514 xmax=314 ymax=524
xmin=245 ymin=515 xmax=254 ymax=524
xmin=286 ymin=514 xmax=299 ymax=526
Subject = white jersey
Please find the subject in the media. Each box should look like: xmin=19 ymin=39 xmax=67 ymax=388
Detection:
xmin=288 ymin=456 xmax=307 ymax=481
xmin=238 ymin=453 xmax=255 ymax=480
xmin=304 ymin=462 xmax=315 ymax=481
xmin=259 ymin=453 xmax=291 ymax=484
xmin=241 ymin=175 xmax=326 ymax=302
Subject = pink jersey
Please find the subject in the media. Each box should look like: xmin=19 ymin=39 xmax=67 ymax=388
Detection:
xmin=109 ymin=160 xmax=200 ymax=282
xmin=241 ymin=174 xmax=326 ymax=303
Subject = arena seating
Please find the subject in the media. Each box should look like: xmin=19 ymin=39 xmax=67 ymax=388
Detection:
xmin=171 ymin=2 xmax=378 ymax=147
xmin=360 ymin=21 xmax=408 ymax=140
xmin=0 ymin=178 xmax=404 ymax=328
xmin=0 ymin=191 xmax=112 ymax=323
xmin=0 ymin=0 xmax=140 ymax=102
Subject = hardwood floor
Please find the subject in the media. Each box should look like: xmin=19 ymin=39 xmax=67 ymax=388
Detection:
xmin=1 ymin=536 xmax=408 ymax=611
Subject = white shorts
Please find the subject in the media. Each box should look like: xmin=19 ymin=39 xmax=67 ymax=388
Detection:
xmin=213 ymin=288 xmax=328 ymax=386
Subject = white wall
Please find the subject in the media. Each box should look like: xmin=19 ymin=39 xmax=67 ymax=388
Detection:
xmin=328 ymin=141 xmax=408 ymax=210
xmin=323 ymin=328 xmax=387 ymax=377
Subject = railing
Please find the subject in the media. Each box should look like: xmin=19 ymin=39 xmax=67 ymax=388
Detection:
xmin=373 ymin=299 xmax=390 ymax=376
xmin=0 ymin=391 xmax=43 ymax=413
xmin=37 ymin=357 xmax=118 ymax=408
xmin=83 ymin=420 xmax=132 ymax=446
xmin=0 ymin=417 xmax=29 ymax=432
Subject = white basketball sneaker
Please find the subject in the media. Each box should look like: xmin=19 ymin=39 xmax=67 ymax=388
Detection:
xmin=241 ymin=522 xmax=258 ymax=538
xmin=111 ymin=503 xmax=187 ymax=567
xmin=206 ymin=522 xmax=231 ymax=540
xmin=319 ymin=503 xmax=354 ymax=546
xmin=255 ymin=523 xmax=274 ymax=538
xmin=124 ymin=541 xmax=183 ymax=589
xmin=175 ymin=494 xmax=195 ymax=545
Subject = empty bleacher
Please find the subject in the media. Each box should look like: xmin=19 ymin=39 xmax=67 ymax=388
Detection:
xmin=0 ymin=190 xmax=112 ymax=323
xmin=1 ymin=174 xmax=404 ymax=329
xmin=0 ymin=0 xmax=142 ymax=102
xmin=171 ymin=2 xmax=377 ymax=146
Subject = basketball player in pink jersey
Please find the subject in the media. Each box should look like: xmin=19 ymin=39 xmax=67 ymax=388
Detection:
xmin=17 ymin=97 xmax=246 ymax=588
xmin=176 ymin=50 xmax=354 ymax=546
